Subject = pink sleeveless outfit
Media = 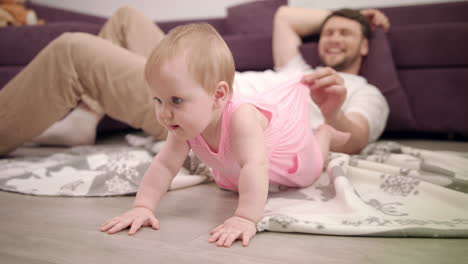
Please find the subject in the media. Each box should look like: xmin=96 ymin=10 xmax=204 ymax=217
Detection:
xmin=188 ymin=79 xmax=324 ymax=192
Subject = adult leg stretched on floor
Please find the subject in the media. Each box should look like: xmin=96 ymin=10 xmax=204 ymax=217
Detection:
xmin=0 ymin=7 xmax=168 ymax=154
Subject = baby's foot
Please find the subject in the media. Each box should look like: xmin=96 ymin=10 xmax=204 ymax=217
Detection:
xmin=318 ymin=124 xmax=350 ymax=148
xmin=33 ymin=107 xmax=100 ymax=146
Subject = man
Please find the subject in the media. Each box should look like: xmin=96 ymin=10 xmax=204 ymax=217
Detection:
xmin=0 ymin=5 xmax=390 ymax=155
xmin=238 ymin=6 xmax=390 ymax=153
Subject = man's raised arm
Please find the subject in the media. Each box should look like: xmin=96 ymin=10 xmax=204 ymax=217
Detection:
xmin=272 ymin=6 xmax=330 ymax=69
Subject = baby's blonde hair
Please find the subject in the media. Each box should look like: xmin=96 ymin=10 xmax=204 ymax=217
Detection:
xmin=144 ymin=23 xmax=235 ymax=94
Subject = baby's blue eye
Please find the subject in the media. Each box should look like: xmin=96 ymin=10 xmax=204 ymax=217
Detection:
xmin=172 ymin=97 xmax=182 ymax=104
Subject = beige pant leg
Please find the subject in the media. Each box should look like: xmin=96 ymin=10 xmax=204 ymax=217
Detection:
xmin=0 ymin=32 xmax=166 ymax=155
xmin=81 ymin=6 xmax=166 ymax=115
xmin=99 ymin=6 xmax=165 ymax=58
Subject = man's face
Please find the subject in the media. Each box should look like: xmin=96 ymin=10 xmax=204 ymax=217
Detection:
xmin=318 ymin=16 xmax=369 ymax=73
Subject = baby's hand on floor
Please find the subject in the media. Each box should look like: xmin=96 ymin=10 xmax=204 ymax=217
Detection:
xmin=100 ymin=206 xmax=159 ymax=235
xmin=208 ymin=216 xmax=257 ymax=247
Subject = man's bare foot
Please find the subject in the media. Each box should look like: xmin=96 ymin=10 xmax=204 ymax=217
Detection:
xmin=317 ymin=124 xmax=351 ymax=148
xmin=33 ymin=107 xmax=101 ymax=147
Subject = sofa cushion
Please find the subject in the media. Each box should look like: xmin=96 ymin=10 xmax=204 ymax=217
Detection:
xmin=0 ymin=66 xmax=23 ymax=88
xmin=299 ymin=29 xmax=415 ymax=131
xmin=0 ymin=22 xmax=100 ymax=66
xmin=381 ymin=1 xmax=468 ymax=26
xmin=225 ymin=0 xmax=286 ymax=34
xmin=390 ymin=23 xmax=468 ymax=68
xmin=398 ymin=68 xmax=468 ymax=137
xmin=224 ymin=34 xmax=273 ymax=71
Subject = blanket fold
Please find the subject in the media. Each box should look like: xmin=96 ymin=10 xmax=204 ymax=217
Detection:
xmin=258 ymin=141 xmax=468 ymax=237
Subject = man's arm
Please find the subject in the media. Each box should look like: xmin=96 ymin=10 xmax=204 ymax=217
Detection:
xmin=273 ymin=6 xmax=330 ymax=69
xmin=302 ymin=68 xmax=369 ymax=154
xmin=325 ymin=111 xmax=369 ymax=153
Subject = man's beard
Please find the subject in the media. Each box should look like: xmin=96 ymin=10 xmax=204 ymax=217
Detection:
xmin=319 ymin=52 xmax=361 ymax=72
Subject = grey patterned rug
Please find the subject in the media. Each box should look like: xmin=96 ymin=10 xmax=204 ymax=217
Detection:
xmin=0 ymin=136 xmax=212 ymax=196
xmin=1 ymin=137 xmax=467 ymax=237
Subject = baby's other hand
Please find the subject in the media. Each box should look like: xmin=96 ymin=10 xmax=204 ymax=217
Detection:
xmin=208 ymin=216 xmax=257 ymax=247
xmin=100 ymin=206 xmax=159 ymax=235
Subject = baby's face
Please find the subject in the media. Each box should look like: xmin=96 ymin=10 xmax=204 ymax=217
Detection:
xmin=147 ymin=55 xmax=215 ymax=140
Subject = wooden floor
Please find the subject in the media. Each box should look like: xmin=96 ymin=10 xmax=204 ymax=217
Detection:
xmin=1 ymin=139 xmax=467 ymax=264
xmin=1 ymin=183 xmax=468 ymax=264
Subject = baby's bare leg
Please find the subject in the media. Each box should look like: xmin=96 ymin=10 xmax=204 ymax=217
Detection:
xmin=314 ymin=124 xmax=351 ymax=159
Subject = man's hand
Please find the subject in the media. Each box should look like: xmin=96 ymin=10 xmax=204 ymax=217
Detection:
xmin=100 ymin=206 xmax=160 ymax=235
xmin=208 ymin=216 xmax=257 ymax=247
xmin=301 ymin=67 xmax=346 ymax=121
xmin=360 ymin=9 xmax=391 ymax=32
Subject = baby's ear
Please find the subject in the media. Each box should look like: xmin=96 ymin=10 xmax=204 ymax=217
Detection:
xmin=213 ymin=81 xmax=230 ymax=106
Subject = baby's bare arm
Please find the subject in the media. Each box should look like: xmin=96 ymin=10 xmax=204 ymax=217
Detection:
xmin=209 ymin=104 xmax=269 ymax=247
xmin=133 ymin=133 xmax=190 ymax=211
xmin=101 ymin=134 xmax=189 ymax=235
xmin=231 ymin=104 xmax=269 ymax=223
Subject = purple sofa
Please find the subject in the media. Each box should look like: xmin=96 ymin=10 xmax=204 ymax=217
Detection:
xmin=1 ymin=0 xmax=467 ymax=141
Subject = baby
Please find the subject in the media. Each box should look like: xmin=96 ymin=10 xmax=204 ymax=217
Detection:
xmin=101 ymin=23 xmax=349 ymax=247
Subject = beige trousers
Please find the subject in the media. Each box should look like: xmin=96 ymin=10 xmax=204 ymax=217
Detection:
xmin=0 ymin=7 xmax=167 ymax=155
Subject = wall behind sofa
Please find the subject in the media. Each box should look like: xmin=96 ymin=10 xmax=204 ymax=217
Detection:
xmin=291 ymin=0 xmax=463 ymax=10
xmin=31 ymin=0 xmax=463 ymax=21
xmin=30 ymin=0 xmax=253 ymax=20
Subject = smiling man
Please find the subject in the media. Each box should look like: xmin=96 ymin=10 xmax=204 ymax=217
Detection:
xmin=231 ymin=7 xmax=390 ymax=154
xmin=262 ymin=6 xmax=391 ymax=153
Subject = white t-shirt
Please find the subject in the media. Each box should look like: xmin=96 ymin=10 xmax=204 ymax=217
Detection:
xmin=232 ymin=55 xmax=389 ymax=142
